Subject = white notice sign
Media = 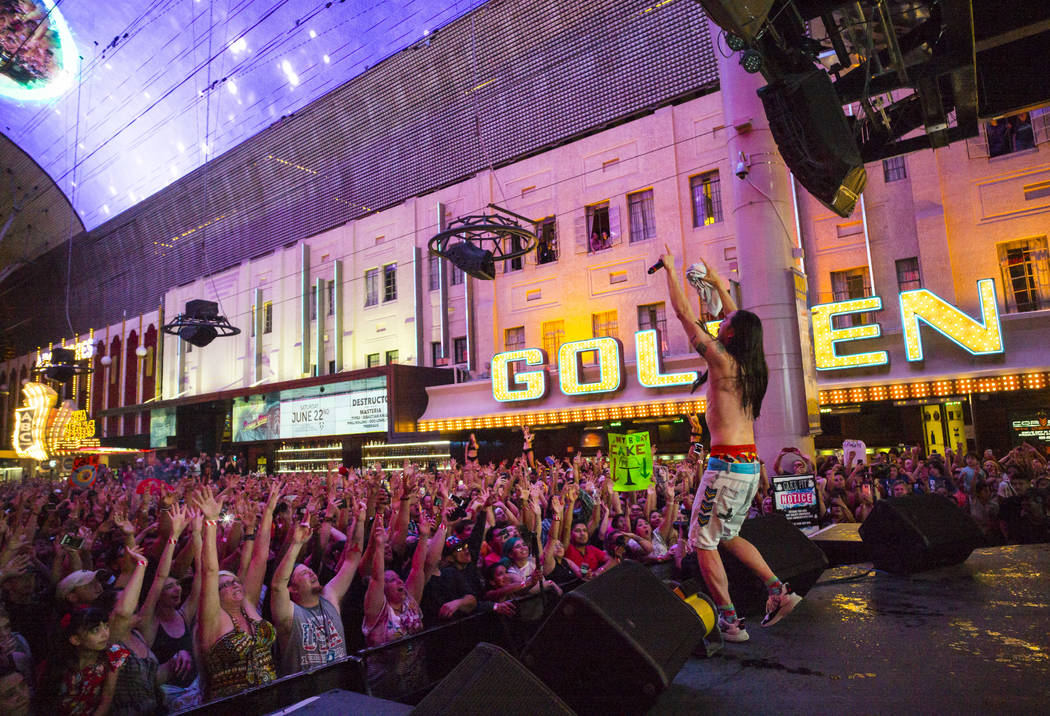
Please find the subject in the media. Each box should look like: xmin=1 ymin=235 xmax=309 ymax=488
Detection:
xmin=279 ymin=388 xmax=388 ymax=438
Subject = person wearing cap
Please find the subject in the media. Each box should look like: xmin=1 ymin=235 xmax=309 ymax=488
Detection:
xmin=56 ymin=569 xmax=104 ymax=607
xmin=420 ymin=535 xmax=514 ymax=626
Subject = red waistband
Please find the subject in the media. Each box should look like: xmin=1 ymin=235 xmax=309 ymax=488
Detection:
xmin=709 ymin=444 xmax=758 ymax=462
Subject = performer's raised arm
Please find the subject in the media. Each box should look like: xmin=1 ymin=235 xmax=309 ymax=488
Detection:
xmin=658 ymin=245 xmax=730 ymax=372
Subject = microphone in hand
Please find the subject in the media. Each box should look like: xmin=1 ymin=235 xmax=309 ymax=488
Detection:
xmin=647 ymin=259 xmax=665 ymax=275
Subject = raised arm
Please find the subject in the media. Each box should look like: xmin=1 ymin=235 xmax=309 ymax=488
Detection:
xmin=271 ymin=522 xmax=311 ymax=642
xmin=110 ymin=546 xmax=149 ymax=643
xmin=321 ymin=503 xmax=366 ymax=613
xmin=362 ymin=516 xmax=388 ymax=625
xmin=658 ymin=246 xmax=731 ymax=371
xmin=242 ymin=481 xmax=281 ymax=607
xmin=139 ymin=505 xmax=189 ymax=646
xmin=405 ymin=514 xmax=434 ymax=605
xmin=191 ymin=486 xmax=224 ymax=650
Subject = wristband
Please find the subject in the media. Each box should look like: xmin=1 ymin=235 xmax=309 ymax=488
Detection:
xmin=205 ymin=519 xmax=218 ymax=527
xmin=136 ymin=559 xmax=147 ymax=567
xmin=243 ymin=533 xmax=256 ymax=540
xmin=167 ymin=538 xmax=178 ymax=545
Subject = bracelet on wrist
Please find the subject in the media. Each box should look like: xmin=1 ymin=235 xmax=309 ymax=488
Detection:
xmin=167 ymin=537 xmax=178 ymax=545
xmin=243 ymin=533 xmax=256 ymax=540
xmin=205 ymin=519 xmax=218 ymax=526
xmin=136 ymin=559 xmax=147 ymax=567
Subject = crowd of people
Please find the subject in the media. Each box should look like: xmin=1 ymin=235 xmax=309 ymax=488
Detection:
xmin=0 ymin=430 xmax=1047 ymax=714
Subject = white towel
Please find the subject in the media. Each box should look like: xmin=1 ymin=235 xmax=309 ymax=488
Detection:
xmin=685 ymin=262 xmax=722 ymax=316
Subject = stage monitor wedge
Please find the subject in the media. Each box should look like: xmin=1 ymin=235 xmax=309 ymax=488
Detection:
xmin=758 ymin=68 xmax=867 ymax=218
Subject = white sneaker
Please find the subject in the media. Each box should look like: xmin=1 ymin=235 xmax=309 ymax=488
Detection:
xmin=762 ymin=588 xmax=802 ymax=627
xmin=718 ymin=615 xmax=749 ymax=642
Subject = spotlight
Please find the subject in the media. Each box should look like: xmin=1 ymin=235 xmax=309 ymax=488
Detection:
xmin=39 ymin=347 xmax=91 ymax=383
xmin=162 ymin=299 xmax=240 ymax=348
xmin=428 ymin=205 xmax=537 ymax=282
xmin=725 ymin=33 xmax=746 ymax=52
xmin=445 ymin=242 xmax=495 ymax=281
xmin=739 ymin=49 xmax=763 ymax=73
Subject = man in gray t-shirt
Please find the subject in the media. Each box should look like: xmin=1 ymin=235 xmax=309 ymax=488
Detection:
xmin=272 ymin=518 xmax=364 ymax=676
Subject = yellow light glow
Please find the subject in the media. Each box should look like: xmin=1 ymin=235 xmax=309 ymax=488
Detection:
xmin=811 ymin=296 xmax=888 ymax=370
xmin=558 ymin=337 xmax=623 ymax=396
xmin=491 ymin=348 xmax=548 ymax=402
xmin=635 ymin=330 xmax=698 ymax=388
xmin=900 ymin=279 xmax=1003 ymax=361
xmin=12 ymin=382 xmax=57 ymax=462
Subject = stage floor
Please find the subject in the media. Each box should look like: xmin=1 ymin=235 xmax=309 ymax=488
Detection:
xmin=653 ymin=544 xmax=1050 ymax=715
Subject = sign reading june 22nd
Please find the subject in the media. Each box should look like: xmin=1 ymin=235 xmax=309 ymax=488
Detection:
xmin=608 ymin=432 xmax=653 ymax=492
xmin=279 ymin=388 xmax=388 ymax=438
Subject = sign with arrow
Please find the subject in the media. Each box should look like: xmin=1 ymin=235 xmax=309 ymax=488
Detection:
xmin=608 ymin=432 xmax=653 ymax=492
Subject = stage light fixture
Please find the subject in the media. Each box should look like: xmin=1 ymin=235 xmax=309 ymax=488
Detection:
xmin=445 ymin=241 xmax=496 ymax=281
xmin=725 ymin=33 xmax=746 ymax=52
xmin=429 ymin=205 xmax=537 ymax=282
xmin=38 ymin=347 xmax=92 ymax=383
xmin=740 ymin=49 xmax=763 ymax=73
xmin=162 ymin=299 xmax=240 ymax=348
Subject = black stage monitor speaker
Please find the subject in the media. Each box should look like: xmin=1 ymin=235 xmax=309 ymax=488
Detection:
xmin=411 ymin=642 xmax=573 ymax=716
xmin=859 ymin=494 xmax=983 ymax=574
xmin=719 ymin=513 xmax=828 ymax=617
xmin=273 ymin=688 xmax=411 ymax=715
xmin=758 ymin=68 xmax=867 ymax=218
xmin=520 ymin=560 xmax=704 ymax=715
xmin=810 ymin=522 xmax=869 ymax=567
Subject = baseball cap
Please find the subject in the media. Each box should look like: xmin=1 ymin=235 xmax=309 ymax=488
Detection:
xmin=56 ymin=570 xmax=101 ymax=601
xmin=443 ymin=535 xmax=468 ymax=557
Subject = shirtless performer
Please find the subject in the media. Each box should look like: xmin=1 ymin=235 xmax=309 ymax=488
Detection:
xmin=658 ymin=245 xmax=801 ymax=642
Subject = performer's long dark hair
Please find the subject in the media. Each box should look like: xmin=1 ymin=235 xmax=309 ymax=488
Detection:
xmin=692 ymin=310 xmax=769 ymax=420
xmin=723 ymin=310 xmax=768 ymax=419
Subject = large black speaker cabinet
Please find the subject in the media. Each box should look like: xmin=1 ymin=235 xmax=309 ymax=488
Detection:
xmin=859 ymin=494 xmax=983 ymax=574
xmin=520 ymin=560 xmax=704 ymax=715
xmin=718 ymin=513 xmax=828 ymax=617
xmin=810 ymin=522 xmax=869 ymax=567
xmin=758 ymin=67 xmax=867 ymax=218
xmin=410 ymin=642 xmax=572 ymax=716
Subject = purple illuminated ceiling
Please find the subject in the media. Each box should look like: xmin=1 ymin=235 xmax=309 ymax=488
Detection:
xmin=0 ymin=0 xmax=485 ymax=233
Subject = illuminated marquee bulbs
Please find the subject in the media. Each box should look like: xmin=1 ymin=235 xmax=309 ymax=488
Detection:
xmin=811 ymin=296 xmax=888 ymax=371
xmin=558 ymin=337 xmax=623 ymax=396
xmin=635 ymin=330 xmax=697 ymax=388
xmin=491 ymin=348 xmax=548 ymax=403
xmin=12 ymin=382 xmax=58 ymax=462
xmin=899 ymin=278 xmax=1003 ymax=361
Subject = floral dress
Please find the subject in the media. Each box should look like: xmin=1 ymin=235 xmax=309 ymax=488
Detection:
xmin=57 ymin=644 xmax=130 ymax=716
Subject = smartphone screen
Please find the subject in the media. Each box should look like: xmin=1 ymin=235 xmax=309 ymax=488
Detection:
xmin=61 ymin=534 xmax=85 ymax=550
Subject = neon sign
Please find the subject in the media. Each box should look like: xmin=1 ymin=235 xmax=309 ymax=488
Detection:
xmin=814 ymin=278 xmax=1003 ymax=370
xmin=490 ymin=279 xmax=1007 ymax=399
xmin=12 ymin=382 xmax=57 ymax=462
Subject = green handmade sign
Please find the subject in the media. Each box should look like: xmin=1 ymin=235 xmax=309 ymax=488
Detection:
xmin=608 ymin=432 xmax=653 ymax=492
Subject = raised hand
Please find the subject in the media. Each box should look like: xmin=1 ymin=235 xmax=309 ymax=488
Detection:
xmin=169 ymin=504 xmax=189 ymax=537
xmin=292 ymin=522 xmax=312 ymax=545
xmin=192 ymin=486 xmax=223 ymax=521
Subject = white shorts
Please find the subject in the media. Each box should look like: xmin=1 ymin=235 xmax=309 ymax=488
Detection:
xmin=688 ymin=457 xmax=760 ymax=551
